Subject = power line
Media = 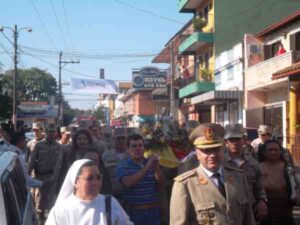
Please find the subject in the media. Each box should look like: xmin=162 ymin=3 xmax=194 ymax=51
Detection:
xmin=50 ymin=0 xmax=70 ymax=51
xmin=20 ymin=50 xmax=133 ymax=81
xmin=113 ymin=0 xmax=184 ymax=25
xmin=0 ymin=41 xmax=14 ymax=60
xmin=20 ymin=45 xmax=166 ymax=59
xmin=61 ymin=0 xmax=75 ymax=51
xmin=0 ymin=32 xmax=14 ymax=45
xmin=20 ymin=51 xmax=109 ymax=79
xmin=0 ymin=33 xmax=27 ymax=69
xmin=29 ymin=0 xmax=58 ymax=50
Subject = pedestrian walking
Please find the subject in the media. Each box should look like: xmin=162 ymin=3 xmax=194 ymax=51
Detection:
xmin=46 ymin=159 xmax=133 ymax=225
xmin=28 ymin=123 xmax=64 ymax=225
xmin=10 ymin=130 xmax=42 ymax=188
xmin=251 ymin=125 xmax=272 ymax=153
xmin=170 ymin=123 xmax=255 ymax=225
xmin=224 ymin=124 xmax=268 ymax=221
xmin=259 ymin=139 xmax=297 ymax=225
xmin=117 ymin=133 xmax=165 ymax=225
xmin=58 ymin=126 xmax=71 ymax=145
xmin=61 ymin=129 xmax=112 ymax=194
xmin=26 ymin=122 xmax=45 ymax=163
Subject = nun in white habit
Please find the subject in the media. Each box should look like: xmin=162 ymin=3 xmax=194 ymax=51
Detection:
xmin=46 ymin=159 xmax=133 ymax=225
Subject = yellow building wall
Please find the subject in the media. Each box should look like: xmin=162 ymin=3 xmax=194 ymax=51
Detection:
xmin=195 ymin=45 xmax=215 ymax=81
xmin=196 ymin=0 xmax=214 ymax=32
xmin=194 ymin=0 xmax=215 ymax=81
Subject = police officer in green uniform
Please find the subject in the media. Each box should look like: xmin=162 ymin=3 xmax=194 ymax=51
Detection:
xmin=28 ymin=123 xmax=63 ymax=225
xmin=224 ymin=124 xmax=268 ymax=221
xmin=170 ymin=123 xmax=255 ymax=225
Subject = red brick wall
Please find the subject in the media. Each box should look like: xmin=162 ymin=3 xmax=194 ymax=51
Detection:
xmin=137 ymin=91 xmax=155 ymax=115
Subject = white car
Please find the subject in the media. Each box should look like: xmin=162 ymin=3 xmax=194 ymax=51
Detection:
xmin=0 ymin=151 xmax=37 ymax=225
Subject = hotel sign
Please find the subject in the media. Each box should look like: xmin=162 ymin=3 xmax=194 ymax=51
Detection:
xmin=132 ymin=67 xmax=167 ymax=89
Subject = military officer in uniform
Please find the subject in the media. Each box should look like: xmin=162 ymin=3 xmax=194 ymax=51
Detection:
xmin=26 ymin=122 xmax=45 ymax=163
xmin=170 ymin=123 xmax=255 ymax=225
xmin=224 ymin=124 xmax=268 ymax=221
xmin=28 ymin=123 xmax=63 ymax=225
xmin=58 ymin=126 xmax=71 ymax=145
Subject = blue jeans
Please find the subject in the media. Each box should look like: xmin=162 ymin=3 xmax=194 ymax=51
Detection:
xmin=126 ymin=206 xmax=160 ymax=225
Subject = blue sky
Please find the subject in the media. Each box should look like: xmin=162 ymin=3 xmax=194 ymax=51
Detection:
xmin=0 ymin=0 xmax=191 ymax=109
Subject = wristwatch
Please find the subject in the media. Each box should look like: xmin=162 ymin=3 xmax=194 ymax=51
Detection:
xmin=260 ymin=197 xmax=268 ymax=203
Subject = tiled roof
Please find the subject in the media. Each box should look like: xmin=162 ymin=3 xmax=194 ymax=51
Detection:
xmin=272 ymin=61 xmax=300 ymax=79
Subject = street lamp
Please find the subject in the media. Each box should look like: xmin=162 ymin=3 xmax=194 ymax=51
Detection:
xmin=0 ymin=25 xmax=32 ymax=128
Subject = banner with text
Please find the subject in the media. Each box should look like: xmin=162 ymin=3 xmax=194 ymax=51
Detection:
xmin=71 ymin=78 xmax=119 ymax=94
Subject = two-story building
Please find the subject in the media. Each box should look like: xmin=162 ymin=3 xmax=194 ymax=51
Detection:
xmin=245 ymin=11 xmax=300 ymax=149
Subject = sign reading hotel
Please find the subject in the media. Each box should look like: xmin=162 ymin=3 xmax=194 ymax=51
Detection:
xmin=132 ymin=67 xmax=167 ymax=89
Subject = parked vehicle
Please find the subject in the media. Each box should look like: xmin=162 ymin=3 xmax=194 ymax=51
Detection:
xmin=0 ymin=151 xmax=37 ymax=225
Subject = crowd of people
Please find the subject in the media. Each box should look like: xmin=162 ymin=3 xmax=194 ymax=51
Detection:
xmin=0 ymin=120 xmax=299 ymax=225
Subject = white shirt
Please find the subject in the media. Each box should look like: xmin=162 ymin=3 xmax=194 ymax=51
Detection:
xmin=200 ymin=164 xmax=224 ymax=187
xmin=251 ymin=138 xmax=262 ymax=152
xmin=46 ymin=194 xmax=133 ymax=225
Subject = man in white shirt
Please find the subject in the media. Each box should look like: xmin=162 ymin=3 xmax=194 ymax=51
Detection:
xmin=251 ymin=124 xmax=272 ymax=153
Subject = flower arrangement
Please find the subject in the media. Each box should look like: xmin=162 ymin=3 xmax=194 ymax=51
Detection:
xmin=141 ymin=123 xmax=168 ymax=152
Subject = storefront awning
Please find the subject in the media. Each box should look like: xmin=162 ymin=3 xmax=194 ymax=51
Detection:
xmin=191 ymin=90 xmax=243 ymax=105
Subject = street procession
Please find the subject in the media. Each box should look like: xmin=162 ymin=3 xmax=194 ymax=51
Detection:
xmin=1 ymin=1 xmax=300 ymax=225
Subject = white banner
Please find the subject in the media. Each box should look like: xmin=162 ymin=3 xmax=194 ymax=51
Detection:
xmin=71 ymin=78 xmax=119 ymax=94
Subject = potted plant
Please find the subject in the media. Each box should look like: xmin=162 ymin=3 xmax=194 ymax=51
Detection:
xmin=193 ymin=17 xmax=207 ymax=32
xmin=200 ymin=68 xmax=212 ymax=81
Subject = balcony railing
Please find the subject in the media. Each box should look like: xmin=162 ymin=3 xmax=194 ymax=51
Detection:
xmin=174 ymin=64 xmax=195 ymax=87
xmin=245 ymin=51 xmax=300 ymax=90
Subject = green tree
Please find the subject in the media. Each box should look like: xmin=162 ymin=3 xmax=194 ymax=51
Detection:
xmin=2 ymin=67 xmax=57 ymax=102
xmin=0 ymin=67 xmax=58 ymax=120
xmin=93 ymin=105 xmax=105 ymax=121
xmin=0 ymin=74 xmax=12 ymax=120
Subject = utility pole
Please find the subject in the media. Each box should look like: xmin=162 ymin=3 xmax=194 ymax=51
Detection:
xmin=0 ymin=24 xmax=32 ymax=128
xmin=170 ymin=42 xmax=176 ymax=120
xmin=58 ymin=51 xmax=79 ymax=126
xmin=13 ymin=25 xmax=18 ymax=127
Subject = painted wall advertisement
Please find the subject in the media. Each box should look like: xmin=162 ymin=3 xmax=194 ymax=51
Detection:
xmin=132 ymin=67 xmax=167 ymax=89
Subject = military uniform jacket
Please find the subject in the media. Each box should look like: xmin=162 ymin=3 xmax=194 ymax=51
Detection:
xmin=28 ymin=140 xmax=63 ymax=182
xmin=224 ymin=151 xmax=267 ymax=206
xmin=170 ymin=165 xmax=255 ymax=225
xmin=26 ymin=137 xmax=44 ymax=163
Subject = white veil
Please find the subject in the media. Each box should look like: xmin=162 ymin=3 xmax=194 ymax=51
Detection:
xmin=54 ymin=159 xmax=92 ymax=207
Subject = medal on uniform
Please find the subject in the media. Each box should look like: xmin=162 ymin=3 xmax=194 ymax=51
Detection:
xmin=199 ymin=177 xmax=208 ymax=185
